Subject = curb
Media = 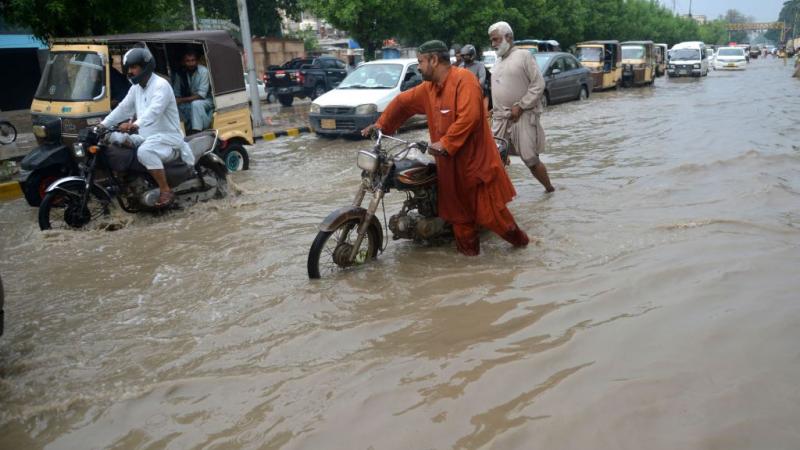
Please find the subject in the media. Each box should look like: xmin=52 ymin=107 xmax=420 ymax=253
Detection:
xmin=257 ymin=126 xmax=311 ymax=142
xmin=0 ymin=181 xmax=22 ymax=202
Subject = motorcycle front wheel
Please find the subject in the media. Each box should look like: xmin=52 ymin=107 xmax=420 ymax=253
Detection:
xmin=38 ymin=180 xmax=111 ymax=231
xmin=307 ymin=218 xmax=381 ymax=279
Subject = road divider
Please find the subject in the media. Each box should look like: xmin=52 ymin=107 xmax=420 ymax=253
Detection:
xmin=258 ymin=126 xmax=311 ymax=142
xmin=0 ymin=181 xmax=21 ymax=201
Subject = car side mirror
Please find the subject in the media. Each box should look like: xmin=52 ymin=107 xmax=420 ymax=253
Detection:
xmin=551 ymin=68 xmax=562 ymax=76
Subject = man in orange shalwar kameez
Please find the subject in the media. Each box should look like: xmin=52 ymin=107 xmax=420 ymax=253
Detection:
xmin=362 ymin=40 xmax=528 ymax=256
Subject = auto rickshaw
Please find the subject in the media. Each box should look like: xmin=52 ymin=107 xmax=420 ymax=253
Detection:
xmin=620 ymin=41 xmax=656 ymax=87
xmin=514 ymin=39 xmax=561 ymax=55
xmin=655 ymin=43 xmax=668 ymax=76
xmin=20 ymin=31 xmax=254 ymax=206
xmin=576 ymin=40 xmax=621 ymax=90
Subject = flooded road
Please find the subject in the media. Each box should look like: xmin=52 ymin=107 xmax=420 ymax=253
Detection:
xmin=1 ymin=58 xmax=799 ymax=449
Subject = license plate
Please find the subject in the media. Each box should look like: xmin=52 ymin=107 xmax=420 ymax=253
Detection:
xmin=321 ymin=119 xmax=336 ymax=129
xmin=727 ymin=63 xmax=736 ymax=67
xmin=275 ymin=73 xmax=285 ymax=78
xmin=679 ymin=70 xmax=687 ymax=75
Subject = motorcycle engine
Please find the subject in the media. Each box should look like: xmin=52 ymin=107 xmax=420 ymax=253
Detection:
xmin=389 ymin=211 xmax=447 ymax=241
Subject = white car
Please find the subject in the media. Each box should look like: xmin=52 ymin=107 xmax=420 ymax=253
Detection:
xmin=713 ymin=47 xmax=747 ymax=70
xmin=244 ymin=74 xmax=267 ymax=101
xmin=309 ymin=58 xmax=425 ymax=137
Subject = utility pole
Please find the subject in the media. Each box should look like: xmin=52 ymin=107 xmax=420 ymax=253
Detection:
xmin=190 ymin=0 xmax=198 ymax=30
xmin=689 ymin=0 xmax=693 ymax=18
xmin=237 ymin=0 xmax=264 ymax=127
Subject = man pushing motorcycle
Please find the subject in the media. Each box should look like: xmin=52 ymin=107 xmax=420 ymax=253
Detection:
xmin=99 ymin=47 xmax=194 ymax=208
xmin=362 ymin=40 xmax=529 ymax=256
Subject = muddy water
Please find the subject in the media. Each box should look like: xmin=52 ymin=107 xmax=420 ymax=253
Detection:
xmin=1 ymin=58 xmax=799 ymax=449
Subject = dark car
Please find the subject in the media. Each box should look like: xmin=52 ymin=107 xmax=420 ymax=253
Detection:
xmin=533 ymin=52 xmax=592 ymax=107
xmin=267 ymin=56 xmax=348 ymax=106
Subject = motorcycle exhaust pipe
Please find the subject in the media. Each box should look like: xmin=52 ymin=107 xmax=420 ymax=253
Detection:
xmin=140 ymin=179 xmax=204 ymax=207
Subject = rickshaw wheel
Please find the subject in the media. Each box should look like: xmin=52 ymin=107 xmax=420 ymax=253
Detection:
xmin=222 ymin=143 xmax=250 ymax=172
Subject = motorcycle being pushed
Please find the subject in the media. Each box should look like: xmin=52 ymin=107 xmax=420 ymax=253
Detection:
xmin=38 ymin=126 xmax=229 ymax=230
xmin=307 ymin=130 xmax=509 ymax=279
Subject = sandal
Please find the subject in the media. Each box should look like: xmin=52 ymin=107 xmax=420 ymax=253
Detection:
xmin=155 ymin=191 xmax=175 ymax=208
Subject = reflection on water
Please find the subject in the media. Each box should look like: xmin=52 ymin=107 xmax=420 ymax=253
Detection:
xmin=1 ymin=59 xmax=800 ymax=449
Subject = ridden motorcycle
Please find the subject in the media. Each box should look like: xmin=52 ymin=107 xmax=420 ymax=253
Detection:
xmin=38 ymin=126 xmax=228 ymax=230
xmin=307 ymin=130 xmax=508 ymax=279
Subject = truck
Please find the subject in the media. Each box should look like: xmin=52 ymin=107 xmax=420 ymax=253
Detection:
xmin=267 ymin=56 xmax=348 ymax=107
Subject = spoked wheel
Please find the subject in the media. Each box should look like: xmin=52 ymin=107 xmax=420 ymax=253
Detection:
xmin=0 ymin=121 xmax=16 ymax=145
xmin=38 ymin=181 xmax=111 ymax=230
xmin=307 ymin=218 xmax=381 ymax=279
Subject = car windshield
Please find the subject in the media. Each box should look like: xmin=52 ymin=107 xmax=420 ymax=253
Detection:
xmin=338 ymin=63 xmax=403 ymax=89
xmin=534 ymin=54 xmax=553 ymax=67
xmin=671 ymin=49 xmax=701 ymax=60
xmin=35 ymin=52 xmax=105 ymax=102
xmin=718 ymin=48 xmax=744 ymax=57
xmin=578 ymin=47 xmax=602 ymax=62
xmin=621 ymin=46 xmax=645 ymax=59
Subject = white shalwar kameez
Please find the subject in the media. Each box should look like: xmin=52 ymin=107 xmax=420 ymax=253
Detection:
xmin=102 ymin=74 xmax=194 ymax=170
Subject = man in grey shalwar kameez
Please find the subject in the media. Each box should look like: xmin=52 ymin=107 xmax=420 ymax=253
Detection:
xmin=488 ymin=21 xmax=555 ymax=193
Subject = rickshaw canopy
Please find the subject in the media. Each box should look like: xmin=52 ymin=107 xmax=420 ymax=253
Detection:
xmin=52 ymin=31 xmax=245 ymax=96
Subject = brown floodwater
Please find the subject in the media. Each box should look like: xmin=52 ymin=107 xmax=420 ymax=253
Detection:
xmin=1 ymin=58 xmax=799 ymax=449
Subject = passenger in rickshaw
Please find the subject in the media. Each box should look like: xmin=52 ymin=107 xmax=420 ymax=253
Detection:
xmin=172 ymin=49 xmax=213 ymax=134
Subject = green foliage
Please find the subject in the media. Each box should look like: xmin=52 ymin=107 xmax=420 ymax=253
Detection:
xmin=0 ymin=0 xmax=190 ymax=39
xmin=304 ymin=0 xmax=750 ymax=58
xmin=285 ymin=26 xmax=319 ymax=51
xmin=765 ymin=0 xmax=800 ymax=42
xmin=0 ymin=0 xmax=299 ymax=40
xmin=195 ymin=0 xmax=300 ymax=37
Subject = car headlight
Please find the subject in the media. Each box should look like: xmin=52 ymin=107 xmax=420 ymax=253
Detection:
xmin=693 ymin=64 xmax=701 ymax=69
xmin=357 ymin=150 xmax=378 ymax=172
xmin=355 ymin=104 xmax=377 ymax=115
xmin=72 ymin=143 xmax=85 ymax=158
xmin=309 ymin=103 xmax=320 ymax=114
xmin=668 ymin=65 xmax=675 ymax=69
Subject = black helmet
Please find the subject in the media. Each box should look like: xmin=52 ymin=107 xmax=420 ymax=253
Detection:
xmin=460 ymin=44 xmax=477 ymax=58
xmin=123 ymin=47 xmax=155 ymax=85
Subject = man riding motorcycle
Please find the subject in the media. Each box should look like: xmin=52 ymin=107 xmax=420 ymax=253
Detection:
xmin=100 ymin=47 xmax=194 ymax=207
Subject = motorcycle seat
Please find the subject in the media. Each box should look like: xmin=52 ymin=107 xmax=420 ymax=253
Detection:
xmin=184 ymin=131 xmax=216 ymax=161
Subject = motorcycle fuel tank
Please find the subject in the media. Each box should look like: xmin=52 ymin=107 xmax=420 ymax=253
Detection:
xmin=392 ymin=159 xmax=436 ymax=189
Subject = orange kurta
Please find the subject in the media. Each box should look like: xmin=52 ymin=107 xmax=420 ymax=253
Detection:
xmin=376 ymin=67 xmax=517 ymax=227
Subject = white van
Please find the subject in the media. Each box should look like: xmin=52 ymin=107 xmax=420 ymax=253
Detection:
xmin=309 ymin=58 xmax=426 ymax=137
xmin=667 ymin=41 xmax=709 ymax=78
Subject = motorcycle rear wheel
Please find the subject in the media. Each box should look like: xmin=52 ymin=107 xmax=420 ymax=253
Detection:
xmin=38 ymin=181 xmax=111 ymax=231
xmin=307 ymin=218 xmax=381 ymax=279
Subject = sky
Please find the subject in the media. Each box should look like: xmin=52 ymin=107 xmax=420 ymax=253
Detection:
xmin=662 ymin=0 xmax=785 ymax=22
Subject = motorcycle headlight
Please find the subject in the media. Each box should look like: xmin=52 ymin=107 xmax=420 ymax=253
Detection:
xmin=355 ymin=104 xmax=377 ymax=115
xmin=309 ymin=103 xmax=320 ymax=114
xmin=357 ymin=150 xmax=378 ymax=172
xmin=693 ymin=64 xmax=701 ymax=69
xmin=33 ymin=125 xmax=47 ymax=138
xmin=72 ymin=143 xmax=85 ymax=158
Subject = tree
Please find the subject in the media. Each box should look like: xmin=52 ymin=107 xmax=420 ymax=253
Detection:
xmin=196 ymin=0 xmax=301 ymax=37
xmin=0 ymin=0 xmax=190 ymax=39
xmin=302 ymin=0 xmax=431 ymax=60
xmin=765 ymin=0 xmax=800 ymax=43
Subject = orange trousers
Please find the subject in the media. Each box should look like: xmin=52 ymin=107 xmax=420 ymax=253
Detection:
xmin=452 ymin=206 xmax=528 ymax=256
